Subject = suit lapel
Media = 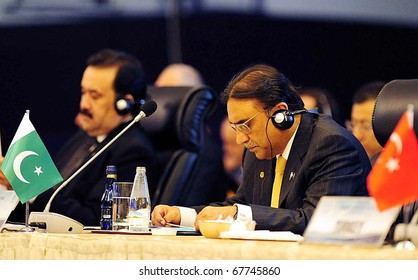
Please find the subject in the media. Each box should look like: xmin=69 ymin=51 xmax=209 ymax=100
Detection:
xmin=279 ymin=113 xmax=317 ymax=206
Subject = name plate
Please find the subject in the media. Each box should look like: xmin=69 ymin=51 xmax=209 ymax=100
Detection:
xmin=303 ymin=196 xmax=400 ymax=246
xmin=0 ymin=190 xmax=19 ymax=231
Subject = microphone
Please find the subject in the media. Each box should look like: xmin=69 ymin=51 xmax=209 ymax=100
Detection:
xmin=28 ymin=100 xmax=158 ymax=233
xmin=134 ymin=100 xmax=157 ymax=121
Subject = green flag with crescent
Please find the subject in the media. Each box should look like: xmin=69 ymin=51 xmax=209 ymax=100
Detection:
xmin=1 ymin=111 xmax=63 ymax=203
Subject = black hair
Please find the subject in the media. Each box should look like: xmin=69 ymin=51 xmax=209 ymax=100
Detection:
xmin=87 ymin=48 xmax=146 ymax=102
xmin=353 ymin=81 xmax=386 ymax=104
xmin=220 ymin=64 xmax=304 ymax=111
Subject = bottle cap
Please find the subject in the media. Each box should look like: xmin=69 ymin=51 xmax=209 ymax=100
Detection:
xmin=136 ymin=166 xmax=146 ymax=173
xmin=106 ymin=165 xmax=117 ymax=174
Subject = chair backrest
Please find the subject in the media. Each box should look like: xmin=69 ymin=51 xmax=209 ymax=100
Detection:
xmin=141 ymin=86 xmax=226 ymax=206
xmin=372 ymin=79 xmax=418 ymax=147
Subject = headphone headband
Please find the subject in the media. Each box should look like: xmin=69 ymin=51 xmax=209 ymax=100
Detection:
xmin=286 ymin=109 xmax=308 ymax=116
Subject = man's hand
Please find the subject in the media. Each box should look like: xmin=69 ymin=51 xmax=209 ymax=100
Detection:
xmin=195 ymin=206 xmax=237 ymax=231
xmin=151 ymin=205 xmax=181 ymax=226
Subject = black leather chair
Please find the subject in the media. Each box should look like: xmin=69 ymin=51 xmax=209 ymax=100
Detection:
xmin=141 ymin=86 xmax=227 ymax=207
xmin=372 ymin=79 xmax=418 ymax=147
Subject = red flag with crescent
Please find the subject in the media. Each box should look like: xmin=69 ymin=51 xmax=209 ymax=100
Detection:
xmin=367 ymin=106 xmax=418 ymax=211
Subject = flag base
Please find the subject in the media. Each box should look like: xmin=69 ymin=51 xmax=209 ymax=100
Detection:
xmin=19 ymin=226 xmax=35 ymax=232
xmin=395 ymin=240 xmax=416 ymax=251
xmin=28 ymin=212 xmax=84 ymax=233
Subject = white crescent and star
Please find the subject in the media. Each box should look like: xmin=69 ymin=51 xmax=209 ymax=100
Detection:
xmin=385 ymin=132 xmax=402 ymax=173
xmin=13 ymin=150 xmax=39 ymax=184
xmin=389 ymin=133 xmax=402 ymax=155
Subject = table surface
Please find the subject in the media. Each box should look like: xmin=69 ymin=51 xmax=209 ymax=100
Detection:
xmin=1 ymin=231 xmax=418 ymax=260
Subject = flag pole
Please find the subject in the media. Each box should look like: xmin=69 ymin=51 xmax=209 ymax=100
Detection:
xmin=18 ymin=202 xmax=35 ymax=232
xmin=396 ymin=202 xmax=416 ymax=250
xmin=395 ymin=104 xmax=416 ymax=250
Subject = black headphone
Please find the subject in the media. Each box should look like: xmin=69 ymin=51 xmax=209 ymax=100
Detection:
xmin=114 ymin=95 xmax=144 ymax=116
xmin=271 ymin=109 xmax=309 ymax=130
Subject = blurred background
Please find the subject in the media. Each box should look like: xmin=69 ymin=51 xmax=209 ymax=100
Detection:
xmin=1 ymin=0 xmax=418 ymax=156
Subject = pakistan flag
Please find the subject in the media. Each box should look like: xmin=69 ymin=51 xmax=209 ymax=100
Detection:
xmin=1 ymin=111 xmax=63 ymax=203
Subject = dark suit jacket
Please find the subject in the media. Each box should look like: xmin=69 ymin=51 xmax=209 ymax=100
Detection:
xmin=30 ymin=121 xmax=158 ymax=226
xmin=202 ymin=113 xmax=371 ymax=235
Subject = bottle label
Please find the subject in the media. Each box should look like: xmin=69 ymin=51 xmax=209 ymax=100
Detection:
xmin=100 ymin=207 xmax=112 ymax=230
xmin=128 ymin=208 xmax=150 ymax=232
xmin=101 ymin=208 xmax=112 ymax=219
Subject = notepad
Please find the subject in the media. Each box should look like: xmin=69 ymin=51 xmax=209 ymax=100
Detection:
xmin=0 ymin=190 xmax=19 ymax=231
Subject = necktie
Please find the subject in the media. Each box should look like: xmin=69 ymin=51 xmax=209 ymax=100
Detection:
xmin=58 ymin=137 xmax=97 ymax=181
xmin=270 ymin=156 xmax=286 ymax=208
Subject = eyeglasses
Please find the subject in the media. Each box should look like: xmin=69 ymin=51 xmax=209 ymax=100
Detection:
xmin=345 ymin=120 xmax=373 ymax=132
xmin=229 ymin=109 xmax=265 ymax=134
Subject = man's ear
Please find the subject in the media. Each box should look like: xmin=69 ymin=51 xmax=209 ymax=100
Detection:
xmin=123 ymin=93 xmax=135 ymax=102
xmin=269 ymin=102 xmax=289 ymax=116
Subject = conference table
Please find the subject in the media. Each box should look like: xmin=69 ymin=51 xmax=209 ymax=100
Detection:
xmin=1 ymin=230 xmax=418 ymax=260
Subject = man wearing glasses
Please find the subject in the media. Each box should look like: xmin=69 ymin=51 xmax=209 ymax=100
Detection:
xmin=346 ymin=81 xmax=386 ymax=165
xmin=152 ymin=64 xmax=371 ymax=235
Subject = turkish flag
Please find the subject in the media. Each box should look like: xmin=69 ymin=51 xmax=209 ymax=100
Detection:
xmin=367 ymin=107 xmax=418 ymax=211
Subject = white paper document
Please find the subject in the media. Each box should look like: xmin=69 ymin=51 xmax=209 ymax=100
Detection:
xmin=220 ymin=230 xmax=303 ymax=242
xmin=0 ymin=190 xmax=20 ymax=231
xmin=303 ymin=196 xmax=400 ymax=246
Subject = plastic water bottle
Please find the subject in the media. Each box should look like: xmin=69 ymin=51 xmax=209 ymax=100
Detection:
xmin=100 ymin=165 xmax=117 ymax=230
xmin=128 ymin=166 xmax=151 ymax=232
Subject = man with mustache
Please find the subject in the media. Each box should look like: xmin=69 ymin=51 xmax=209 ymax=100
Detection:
xmin=152 ymin=64 xmax=371 ymax=235
xmin=3 ymin=49 xmax=158 ymax=226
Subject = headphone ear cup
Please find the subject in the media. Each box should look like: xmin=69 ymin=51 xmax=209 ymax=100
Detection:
xmin=272 ymin=109 xmax=294 ymax=130
xmin=114 ymin=97 xmax=132 ymax=116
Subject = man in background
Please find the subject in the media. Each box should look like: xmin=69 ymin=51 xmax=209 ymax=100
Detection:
xmin=347 ymin=81 xmax=386 ymax=164
xmin=1 ymin=49 xmax=158 ymax=226
xmin=300 ymin=87 xmax=342 ymax=125
xmin=155 ymin=63 xmax=204 ymax=87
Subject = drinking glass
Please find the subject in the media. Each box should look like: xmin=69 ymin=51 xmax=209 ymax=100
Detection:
xmin=112 ymin=182 xmax=133 ymax=231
